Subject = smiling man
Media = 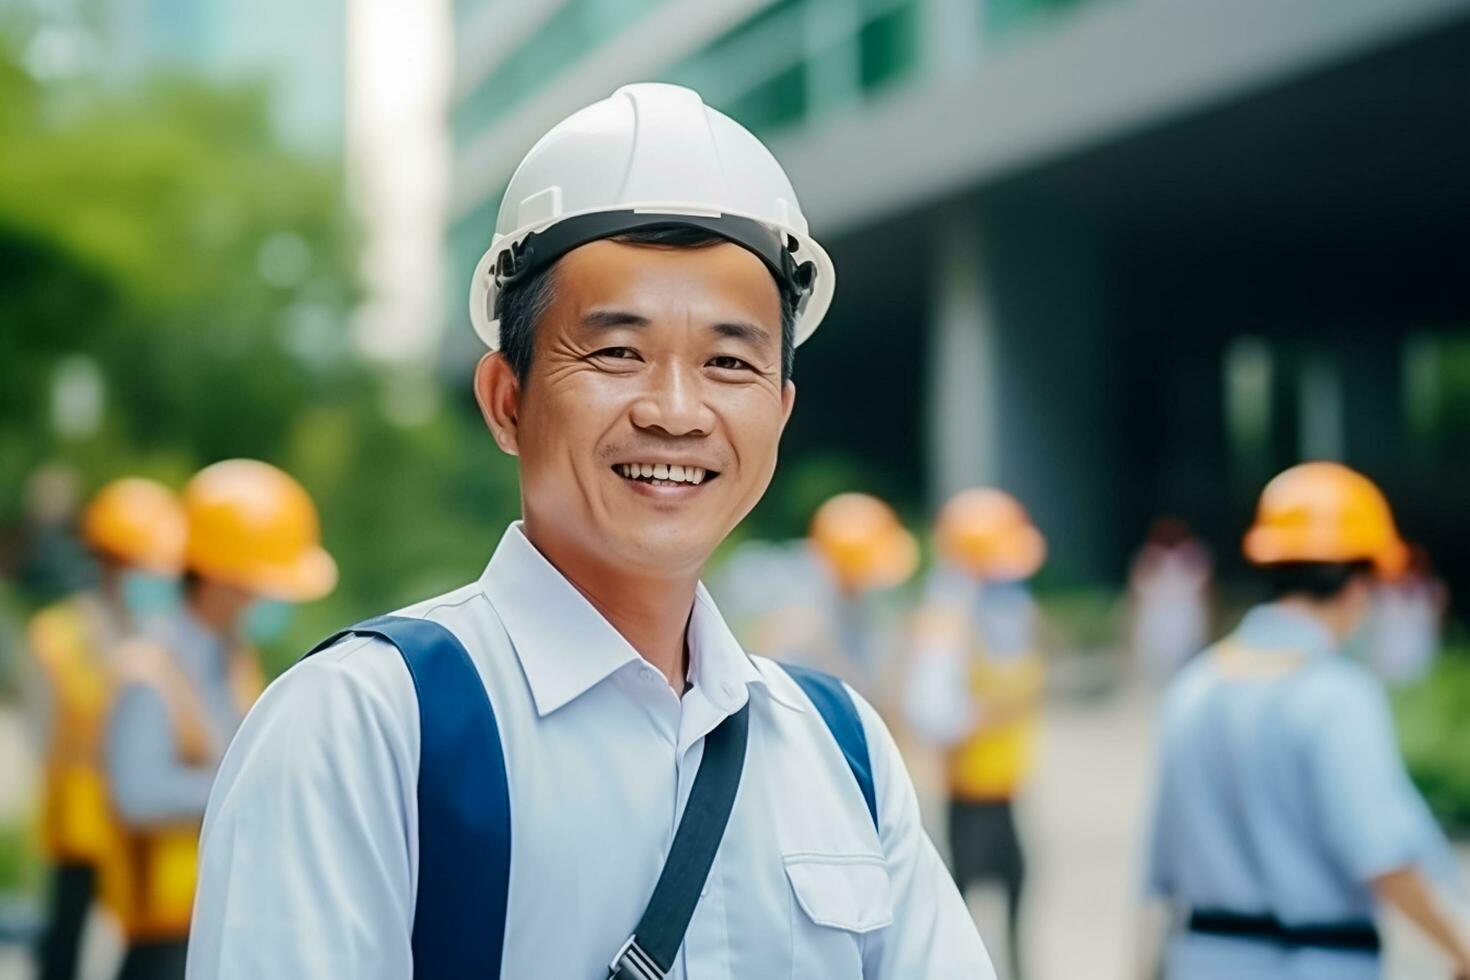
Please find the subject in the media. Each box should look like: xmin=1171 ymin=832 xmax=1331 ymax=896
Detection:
xmin=186 ymin=84 xmax=992 ymax=980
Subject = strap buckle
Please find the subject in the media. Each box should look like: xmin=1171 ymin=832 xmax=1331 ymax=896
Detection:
xmin=609 ymin=936 xmax=665 ymax=980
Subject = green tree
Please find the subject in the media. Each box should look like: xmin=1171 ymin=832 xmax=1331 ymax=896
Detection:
xmin=0 ymin=38 xmax=529 ymax=668
xmin=0 ymin=42 xmax=358 ymax=505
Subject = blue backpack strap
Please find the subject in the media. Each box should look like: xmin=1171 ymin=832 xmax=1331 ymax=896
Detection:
xmin=777 ymin=662 xmax=878 ymax=831
xmin=305 ymin=614 xmax=510 ymax=980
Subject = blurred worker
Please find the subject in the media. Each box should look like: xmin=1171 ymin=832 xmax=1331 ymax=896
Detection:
xmin=1128 ymin=517 xmax=1212 ymax=684
xmin=15 ymin=463 xmax=93 ymax=604
xmin=1143 ymin=462 xmax=1470 ymax=980
xmin=189 ymin=84 xmax=993 ymax=978
xmin=103 ymin=459 xmax=335 ymax=980
xmin=905 ymin=488 xmax=1047 ymax=980
xmin=27 ymin=478 xmax=186 ymax=980
xmin=1366 ymin=544 xmax=1446 ymax=687
xmin=748 ymin=493 xmax=918 ymax=705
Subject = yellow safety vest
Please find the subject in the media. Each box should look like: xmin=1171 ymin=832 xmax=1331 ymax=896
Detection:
xmin=27 ymin=596 xmax=119 ymax=863
xmin=99 ymin=639 xmax=263 ymax=940
xmin=946 ymin=653 xmax=1044 ymax=802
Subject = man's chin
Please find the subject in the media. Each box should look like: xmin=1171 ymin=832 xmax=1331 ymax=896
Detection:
xmin=601 ymin=522 xmax=720 ymax=575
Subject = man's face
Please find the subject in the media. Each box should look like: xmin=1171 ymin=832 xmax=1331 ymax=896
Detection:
xmin=483 ymin=238 xmax=795 ymax=577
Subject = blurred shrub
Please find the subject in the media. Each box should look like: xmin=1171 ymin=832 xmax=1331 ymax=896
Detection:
xmin=1396 ymin=648 xmax=1470 ymax=833
xmin=1038 ymin=586 xmax=1123 ymax=652
xmin=0 ymin=48 xmax=360 ymax=502
xmin=0 ymin=38 xmax=531 ymax=674
xmin=0 ymin=819 xmax=39 ymax=897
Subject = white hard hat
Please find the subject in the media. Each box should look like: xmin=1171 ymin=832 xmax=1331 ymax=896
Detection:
xmin=468 ymin=83 xmax=835 ymax=351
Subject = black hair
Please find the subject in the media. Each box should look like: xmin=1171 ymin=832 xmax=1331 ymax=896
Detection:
xmin=1265 ymin=560 xmax=1375 ymax=601
xmin=496 ymin=225 xmax=797 ymax=383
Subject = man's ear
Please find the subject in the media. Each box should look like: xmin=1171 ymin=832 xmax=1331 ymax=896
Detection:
xmin=779 ymin=379 xmax=797 ymax=429
xmin=473 ymin=352 xmax=521 ymax=457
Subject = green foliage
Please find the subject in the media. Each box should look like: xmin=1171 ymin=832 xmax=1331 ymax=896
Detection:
xmin=0 ymin=819 xmax=40 ymax=896
xmin=255 ymin=392 xmax=521 ymax=677
xmin=0 ymin=41 xmax=358 ymax=517
xmin=0 ymin=37 xmax=536 ymax=676
xmin=1037 ymin=586 xmax=1122 ymax=651
xmin=1395 ymin=649 xmax=1470 ymax=833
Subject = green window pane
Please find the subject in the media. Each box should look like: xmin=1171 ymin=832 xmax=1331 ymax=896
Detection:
xmin=859 ymin=2 xmax=919 ymax=92
xmin=982 ymin=0 xmax=1105 ymax=42
xmin=453 ymin=0 xmax=668 ymax=147
xmin=724 ymin=62 xmax=808 ymax=135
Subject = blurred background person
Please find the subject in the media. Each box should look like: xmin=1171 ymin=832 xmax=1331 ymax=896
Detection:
xmin=1142 ymin=463 xmax=1469 ymax=980
xmin=735 ymin=492 xmax=918 ymax=708
xmin=101 ymin=460 xmax=335 ymax=980
xmin=1127 ymin=518 xmax=1212 ymax=685
xmin=1367 ymin=544 xmax=1448 ymax=688
xmin=905 ymin=488 xmax=1047 ymax=980
xmin=11 ymin=467 xmax=92 ymax=609
xmin=26 ymin=479 xmax=185 ymax=980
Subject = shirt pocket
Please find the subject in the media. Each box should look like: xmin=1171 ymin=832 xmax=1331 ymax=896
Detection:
xmin=783 ymin=851 xmax=893 ymax=978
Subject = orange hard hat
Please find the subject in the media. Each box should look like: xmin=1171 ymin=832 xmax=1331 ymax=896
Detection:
xmin=81 ymin=478 xmax=187 ymax=575
xmin=1242 ymin=461 xmax=1408 ymax=578
xmin=936 ymin=488 xmax=1045 ymax=581
xmin=809 ymin=493 xmax=918 ymax=592
xmin=182 ymin=459 xmax=337 ymax=602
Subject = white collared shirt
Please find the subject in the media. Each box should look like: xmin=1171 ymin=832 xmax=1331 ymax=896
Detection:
xmin=187 ymin=524 xmax=992 ymax=979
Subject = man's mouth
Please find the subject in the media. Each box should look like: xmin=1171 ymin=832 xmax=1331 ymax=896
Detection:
xmin=613 ymin=462 xmax=719 ymax=488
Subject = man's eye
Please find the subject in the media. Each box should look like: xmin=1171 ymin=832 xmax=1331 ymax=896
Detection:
xmin=708 ymin=355 xmax=753 ymax=371
xmin=593 ymin=347 xmax=640 ymax=360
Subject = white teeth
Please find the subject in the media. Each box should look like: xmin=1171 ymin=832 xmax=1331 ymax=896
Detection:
xmin=619 ymin=463 xmax=711 ymax=484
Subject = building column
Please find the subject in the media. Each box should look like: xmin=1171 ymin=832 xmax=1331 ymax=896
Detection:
xmin=925 ymin=200 xmax=1122 ymax=581
xmin=926 ymin=208 xmax=999 ymax=504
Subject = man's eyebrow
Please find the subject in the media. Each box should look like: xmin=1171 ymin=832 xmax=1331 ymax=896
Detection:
xmin=711 ymin=320 xmax=774 ymax=353
xmin=582 ymin=309 xmax=650 ymax=330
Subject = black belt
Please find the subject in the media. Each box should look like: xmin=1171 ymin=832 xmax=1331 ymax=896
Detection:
xmin=1187 ymin=910 xmax=1381 ymax=953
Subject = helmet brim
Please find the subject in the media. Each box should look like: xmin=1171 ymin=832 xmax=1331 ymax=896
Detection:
xmin=192 ymin=546 xmax=338 ymax=603
xmin=469 ymin=207 xmax=834 ymax=351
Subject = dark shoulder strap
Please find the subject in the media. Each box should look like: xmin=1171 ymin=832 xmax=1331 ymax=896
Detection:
xmin=305 ymin=614 xmax=510 ymax=980
xmin=611 ymin=703 xmax=749 ymax=980
xmin=778 ymin=662 xmax=879 ymax=831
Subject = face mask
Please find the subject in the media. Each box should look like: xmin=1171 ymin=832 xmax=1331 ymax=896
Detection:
xmin=241 ymin=599 xmax=294 ymax=645
xmin=120 ymin=571 xmax=181 ymax=621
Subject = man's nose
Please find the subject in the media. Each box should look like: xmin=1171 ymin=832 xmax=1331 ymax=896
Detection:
xmin=629 ymin=362 xmax=715 ymax=438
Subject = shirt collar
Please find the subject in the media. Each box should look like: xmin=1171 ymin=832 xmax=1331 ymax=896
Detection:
xmin=479 ymin=523 xmax=797 ymax=717
xmin=1233 ymin=602 xmax=1340 ymax=659
xmin=688 ymin=580 xmax=805 ymax=714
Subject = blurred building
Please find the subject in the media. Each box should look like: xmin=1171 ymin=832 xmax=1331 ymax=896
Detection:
xmin=449 ymin=0 xmax=1470 ymax=593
